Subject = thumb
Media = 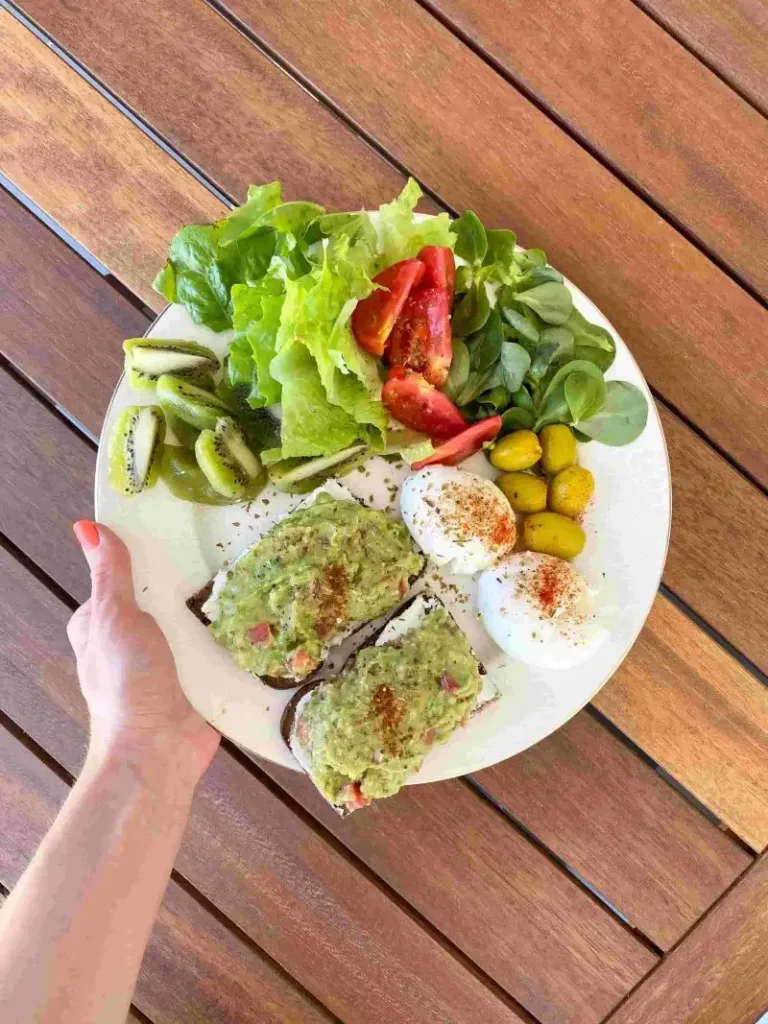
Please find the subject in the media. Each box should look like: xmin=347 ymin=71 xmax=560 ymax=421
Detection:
xmin=73 ymin=521 xmax=137 ymax=608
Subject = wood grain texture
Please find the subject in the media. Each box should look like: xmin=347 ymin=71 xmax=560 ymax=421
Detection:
xmin=660 ymin=405 xmax=768 ymax=674
xmin=1 ymin=228 xmax=765 ymax=937
xmin=637 ymin=0 xmax=768 ymax=114
xmin=0 ymin=727 xmax=335 ymax=1024
xmin=3 ymin=0 xmax=768 ymax=672
xmin=427 ymin=0 xmax=768 ymax=299
xmin=595 ymin=596 xmax=768 ymax=851
xmin=0 ymin=11 xmax=224 ymax=309
xmin=12 ymin=0 xmax=408 ymax=214
xmin=215 ymin=0 xmax=768 ymax=486
xmin=0 ymin=186 xmax=147 ymax=437
xmin=0 ymin=369 xmax=94 ymax=603
xmin=6 ymin=0 xmax=768 ymax=483
xmin=0 ymin=538 xmax=652 ymax=1024
xmin=607 ymin=853 xmax=768 ymax=1024
xmin=251 ymin=757 xmax=658 ymax=1024
xmin=471 ymin=711 xmax=751 ymax=950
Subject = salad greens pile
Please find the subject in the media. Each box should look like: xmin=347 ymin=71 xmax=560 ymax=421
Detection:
xmin=153 ymin=178 xmax=647 ymax=473
xmin=443 ymin=213 xmax=647 ymax=446
xmin=154 ymin=180 xmax=451 ymax=468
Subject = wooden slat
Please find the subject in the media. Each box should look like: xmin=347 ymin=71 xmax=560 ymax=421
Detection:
xmin=0 ymin=726 xmax=335 ymax=1024
xmin=0 ymin=186 xmax=148 ymax=437
xmin=215 ymin=0 xmax=768 ymax=487
xmin=0 ymin=11 xmax=223 ymax=309
xmin=14 ymin=0 xmax=408 ymax=213
xmin=607 ymin=853 xmax=768 ymax=1024
xmin=470 ymin=711 xmax=751 ymax=950
xmin=2 ymin=168 xmax=757 ymax=961
xmin=637 ymin=0 xmax=768 ymax=114
xmin=1 ymin=0 xmax=765 ymax=966
xmin=595 ymin=596 xmax=768 ymax=852
xmin=661 ymin=406 xmax=768 ymax=675
xmin=3 ymin=3 xmax=768 ymax=674
xmin=1 ymin=46 xmax=765 ymax=921
xmin=255 ymin=755 xmax=661 ymax=1024
xmin=0 ymin=369 xmax=94 ymax=603
xmin=4 ymin=2 xmax=768 ymax=485
xmin=427 ymin=0 xmax=768 ymax=299
xmin=0 ymin=532 xmax=653 ymax=1024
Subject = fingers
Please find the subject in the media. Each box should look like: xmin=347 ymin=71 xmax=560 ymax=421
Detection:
xmin=73 ymin=521 xmax=136 ymax=609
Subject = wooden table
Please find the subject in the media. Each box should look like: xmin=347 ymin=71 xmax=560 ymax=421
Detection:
xmin=1 ymin=2 xmax=767 ymax=1021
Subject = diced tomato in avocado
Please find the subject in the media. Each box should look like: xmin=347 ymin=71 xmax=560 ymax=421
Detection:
xmin=291 ymin=649 xmax=318 ymax=677
xmin=351 ymin=259 xmax=425 ymax=356
xmin=411 ymin=416 xmax=502 ymax=469
xmin=247 ymin=622 xmax=272 ymax=645
xmin=382 ymin=367 xmax=466 ymax=440
xmin=341 ymin=782 xmax=370 ymax=811
xmin=417 ymin=246 xmax=456 ymax=302
xmin=387 ymin=286 xmax=452 ymax=387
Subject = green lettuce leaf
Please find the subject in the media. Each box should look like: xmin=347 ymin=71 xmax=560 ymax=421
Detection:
xmin=231 ymin=268 xmax=286 ymax=408
xmin=290 ymin=239 xmax=387 ymax=447
xmin=375 ymin=178 xmax=454 ymax=271
xmin=268 ymin=344 xmax=365 ymax=458
xmin=153 ymin=222 xmax=277 ymax=331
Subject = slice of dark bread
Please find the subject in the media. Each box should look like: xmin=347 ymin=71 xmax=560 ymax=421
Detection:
xmin=281 ymin=590 xmax=489 ymax=811
xmin=186 ymin=488 xmax=425 ymax=690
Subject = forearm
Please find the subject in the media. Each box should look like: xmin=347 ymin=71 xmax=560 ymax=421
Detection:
xmin=0 ymin=735 xmax=202 ymax=1024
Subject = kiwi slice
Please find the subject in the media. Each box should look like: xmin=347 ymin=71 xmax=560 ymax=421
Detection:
xmin=163 ymin=409 xmax=200 ymax=449
xmin=160 ymin=446 xmax=233 ymax=506
xmin=268 ymin=444 xmax=368 ymax=494
xmin=124 ymin=339 xmax=219 ymax=391
xmin=156 ymin=374 xmax=233 ymax=432
xmin=108 ymin=405 xmax=166 ymax=497
xmin=195 ymin=417 xmax=265 ymax=500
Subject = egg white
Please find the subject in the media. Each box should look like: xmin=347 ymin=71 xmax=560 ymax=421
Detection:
xmin=477 ymin=551 xmax=608 ymax=669
xmin=400 ymin=466 xmax=516 ymax=575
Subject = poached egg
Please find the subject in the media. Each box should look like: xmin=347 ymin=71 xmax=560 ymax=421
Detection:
xmin=477 ymin=551 xmax=608 ymax=668
xmin=400 ymin=466 xmax=516 ymax=575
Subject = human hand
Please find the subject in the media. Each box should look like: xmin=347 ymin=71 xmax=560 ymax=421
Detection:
xmin=68 ymin=521 xmax=220 ymax=783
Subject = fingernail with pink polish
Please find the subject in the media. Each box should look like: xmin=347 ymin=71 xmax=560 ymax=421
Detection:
xmin=73 ymin=520 xmax=100 ymax=551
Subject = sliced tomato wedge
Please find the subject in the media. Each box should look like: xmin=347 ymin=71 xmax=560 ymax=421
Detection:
xmin=411 ymin=415 xmax=502 ymax=469
xmin=382 ymin=367 xmax=466 ymax=440
xmin=418 ymin=246 xmax=456 ymax=302
xmin=351 ymin=258 xmax=425 ymax=356
xmin=387 ymin=287 xmax=452 ymax=387
xmin=247 ymin=622 xmax=272 ymax=645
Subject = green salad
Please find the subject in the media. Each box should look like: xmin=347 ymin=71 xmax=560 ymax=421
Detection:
xmin=107 ymin=179 xmax=648 ymax=505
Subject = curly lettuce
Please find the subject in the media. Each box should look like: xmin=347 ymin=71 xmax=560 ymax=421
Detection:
xmin=375 ymin=178 xmax=454 ymax=271
xmin=154 ymin=178 xmax=449 ymax=460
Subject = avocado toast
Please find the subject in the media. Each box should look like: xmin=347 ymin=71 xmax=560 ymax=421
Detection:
xmin=187 ymin=481 xmax=425 ymax=689
xmin=282 ymin=591 xmax=495 ymax=814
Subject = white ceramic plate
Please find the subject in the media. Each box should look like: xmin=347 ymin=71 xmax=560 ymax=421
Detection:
xmin=95 ymin=227 xmax=670 ymax=780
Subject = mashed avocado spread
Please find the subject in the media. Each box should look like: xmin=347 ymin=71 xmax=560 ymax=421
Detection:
xmin=295 ymin=606 xmax=482 ymax=807
xmin=209 ymin=494 xmax=424 ymax=680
